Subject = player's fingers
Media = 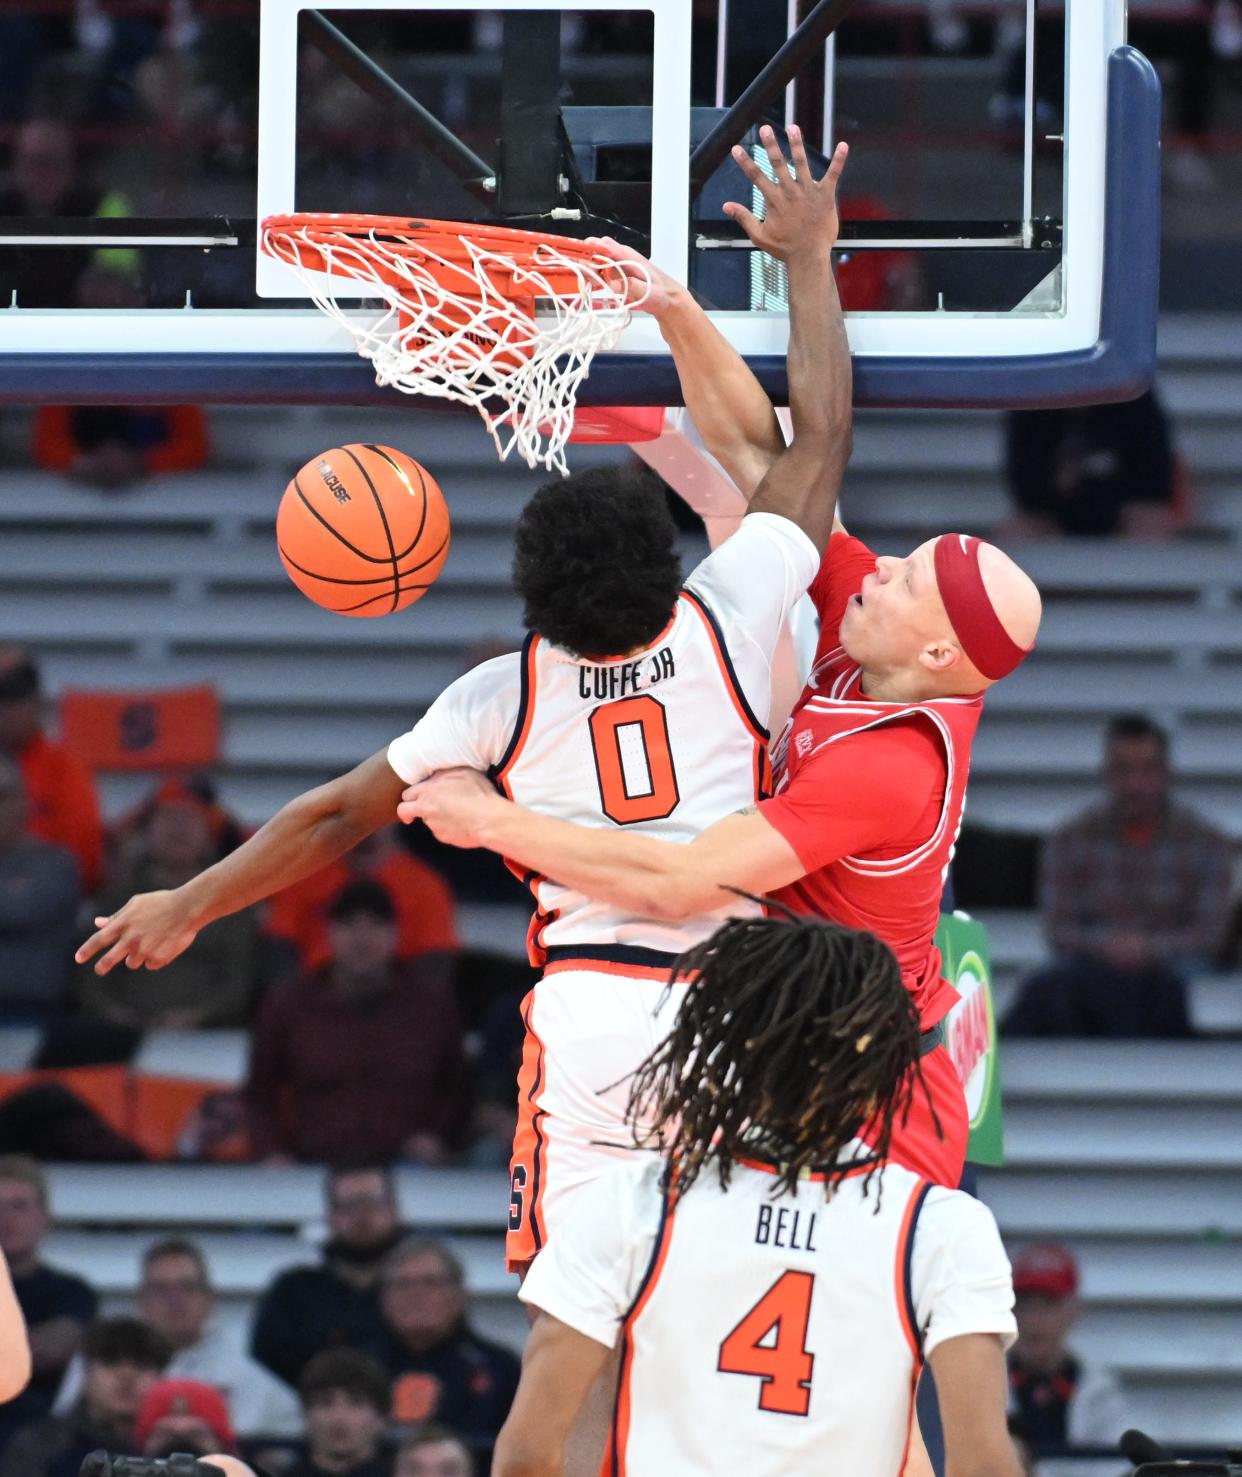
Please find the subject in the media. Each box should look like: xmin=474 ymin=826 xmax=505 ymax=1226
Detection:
xmin=722 ymin=201 xmax=763 ymax=241
xmin=730 ymin=144 xmax=777 ymax=205
xmin=823 ymin=140 xmax=849 ymax=195
xmin=786 ymin=124 xmax=813 ymax=185
xmin=396 ymin=800 xmax=421 ymax=826
xmin=759 ymin=124 xmax=794 ymax=188
xmin=75 ymin=918 xmax=118 ymax=964
xmin=94 ymin=936 xmax=137 ymax=976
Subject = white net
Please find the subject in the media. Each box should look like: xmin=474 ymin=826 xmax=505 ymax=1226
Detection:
xmin=262 ymin=218 xmax=647 ymax=474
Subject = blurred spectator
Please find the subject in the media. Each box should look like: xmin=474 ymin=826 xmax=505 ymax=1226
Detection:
xmin=137 ymin=1240 xmax=301 ymax=1437
xmin=1004 ymin=390 xmax=1179 ymax=540
xmin=462 ymin=972 xmax=528 ymax=1170
xmin=32 ymin=267 xmax=208 ymax=494
xmin=394 ymin=1427 xmax=473 ymax=1477
xmin=1005 ymin=716 xmax=1233 ymax=1038
xmin=134 ymin=1378 xmax=235 ymax=1457
xmin=0 ymin=118 xmax=132 ymax=310
xmin=0 ymin=648 xmax=103 ymax=892
xmin=0 ymin=1317 xmax=169 ymax=1477
xmin=246 ymin=881 xmax=467 ymax=1164
xmin=78 ymin=781 xmax=259 ymax=1030
xmin=0 ymin=1157 xmax=97 ymax=1450
xmin=0 ymin=756 xmax=80 ymax=1023
xmin=265 ymin=828 xmax=457 ymax=978
xmin=112 ymin=776 xmax=246 ymax=871
xmin=251 ymin=1166 xmax=400 ymax=1389
xmin=1006 ymin=1244 xmax=1127 ymax=1458
xmin=372 ymin=1241 xmax=518 ymax=1448
xmin=289 ymin=1350 xmax=392 ymax=1477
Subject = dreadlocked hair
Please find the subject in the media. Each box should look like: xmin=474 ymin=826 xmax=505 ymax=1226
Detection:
xmin=627 ymin=909 xmax=932 ymax=1206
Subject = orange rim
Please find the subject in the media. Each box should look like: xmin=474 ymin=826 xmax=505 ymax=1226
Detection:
xmin=261 ymin=212 xmax=612 ymax=302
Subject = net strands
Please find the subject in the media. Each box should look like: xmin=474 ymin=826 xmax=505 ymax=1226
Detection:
xmin=261 ymin=214 xmax=647 ymax=473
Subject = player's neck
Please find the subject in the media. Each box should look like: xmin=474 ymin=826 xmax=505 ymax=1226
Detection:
xmin=860 ymin=664 xmax=979 ymax=704
xmin=859 ymin=665 xmax=932 ymax=704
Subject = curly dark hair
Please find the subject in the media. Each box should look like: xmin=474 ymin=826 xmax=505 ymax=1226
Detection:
xmin=627 ymin=910 xmax=935 ymax=1203
xmin=512 ymin=467 xmax=682 ymax=657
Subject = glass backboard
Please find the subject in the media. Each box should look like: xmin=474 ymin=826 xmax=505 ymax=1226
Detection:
xmin=0 ymin=0 xmax=1159 ymax=411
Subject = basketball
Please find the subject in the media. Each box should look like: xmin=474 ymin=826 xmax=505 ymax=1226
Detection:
xmin=276 ymin=444 xmax=451 ymax=617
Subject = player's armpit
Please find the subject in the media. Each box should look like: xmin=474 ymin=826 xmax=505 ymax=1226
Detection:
xmin=930 ymin=1334 xmax=1023 ymax=1477
xmin=492 ymin=1312 xmax=612 ymax=1477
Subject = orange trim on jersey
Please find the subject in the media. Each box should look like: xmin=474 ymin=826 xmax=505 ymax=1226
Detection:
xmin=492 ymin=633 xmax=541 ymax=797
xmin=610 ymin=1196 xmax=678 ymax=1477
xmin=506 ymin=991 xmax=550 ymax=1271
xmin=734 ymin=1152 xmax=881 ymax=1183
xmin=541 ymin=956 xmax=675 ymax=983
xmin=895 ymin=1362 xmax=921 ymax=1477
xmin=894 ymin=1180 xmax=931 ymax=1359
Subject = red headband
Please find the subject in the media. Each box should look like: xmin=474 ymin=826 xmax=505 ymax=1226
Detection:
xmin=933 ymin=534 xmax=1031 ymax=680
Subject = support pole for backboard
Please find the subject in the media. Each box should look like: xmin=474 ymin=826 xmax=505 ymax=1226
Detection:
xmin=689 ymin=0 xmax=858 ymax=192
xmin=301 ymin=9 xmax=494 ymax=199
xmin=497 ymin=12 xmax=564 ymax=215
xmin=1022 ymin=0 xmax=1037 ymax=246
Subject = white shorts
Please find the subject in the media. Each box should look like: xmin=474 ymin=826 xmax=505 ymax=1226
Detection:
xmin=507 ymin=949 xmax=685 ymax=1270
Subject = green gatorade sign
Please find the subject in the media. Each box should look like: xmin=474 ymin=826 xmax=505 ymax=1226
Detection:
xmin=935 ymin=911 xmax=1004 ymax=1166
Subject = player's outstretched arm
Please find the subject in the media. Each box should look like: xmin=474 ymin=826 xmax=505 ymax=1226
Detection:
xmin=931 ymin=1334 xmax=1024 ymax=1477
xmin=75 ymin=750 xmax=405 ymax=975
xmin=492 ymin=1312 xmax=611 ymax=1477
xmin=728 ymin=127 xmax=852 ymax=552
xmin=588 ymin=236 xmax=784 ymax=498
xmin=400 ymin=771 xmax=806 ymax=921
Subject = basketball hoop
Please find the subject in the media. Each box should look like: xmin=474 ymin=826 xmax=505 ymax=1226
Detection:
xmin=260 ymin=214 xmax=648 ymax=473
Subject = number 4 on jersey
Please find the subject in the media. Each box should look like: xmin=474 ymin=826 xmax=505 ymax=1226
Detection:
xmin=717 ymin=1270 xmax=815 ymax=1416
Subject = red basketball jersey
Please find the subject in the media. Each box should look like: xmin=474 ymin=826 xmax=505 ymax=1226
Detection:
xmin=761 ymin=535 xmax=983 ymax=1029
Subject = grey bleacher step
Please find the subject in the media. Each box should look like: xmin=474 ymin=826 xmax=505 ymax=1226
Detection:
xmin=0 ymin=473 xmax=529 ymax=533
xmin=963 ymin=778 xmax=1242 ymax=838
xmin=1000 ymin=1042 xmax=1242 ymax=1102
xmin=979 ymin=1167 xmax=1242 ymax=1236
xmin=46 ymin=1164 xmax=509 ymax=1230
xmin=43 ymin=1228 xmax=516 ymax=1300
xmin=1188 ymin=974 xmax=1242 ymax=1034
xmin=0 ymin=591 xmax=523 ymax=649
xmin=1114 ymin=1381 xmax=1242 ymax=1446
xmin=985 ymin=662 xmax=1242 ymax=717
xmin=35 ymin=650 xmax=467 ymax=711
xmin=1073 ymin=1310 xmax=1242 ymax=1376
xmin=1003 ymin=1103 xmax=1242 ymax=1169
xmin=1044 ymin=1240 xmax=1242 ymax=1305
xmin=971 ymin=719 xmax=1242 ymax=778
xmin=968 ymin=910 xmax=1044 ymax=969
xmin=1157 ymin=314 xmax=1242 ymax=364
xmin=0 ymin=530 xmax=518 ymax=587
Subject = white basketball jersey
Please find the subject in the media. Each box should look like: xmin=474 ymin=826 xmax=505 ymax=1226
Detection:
xmin=388 ymin=512 xmax=818 ymax=959
xmin=521 ymin=1154 xmax=1016 ymax=1477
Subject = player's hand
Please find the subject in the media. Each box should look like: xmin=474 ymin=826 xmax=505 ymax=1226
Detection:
xmin=725 ymin=126 xmax=848 ymax=262
xmin=584 ymin=236 xmax=666 ymax=314
xmin=397 ymin=767 xmax=504 ymax=848
xmin=74 ymin=891 xmax=202 ymax=975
